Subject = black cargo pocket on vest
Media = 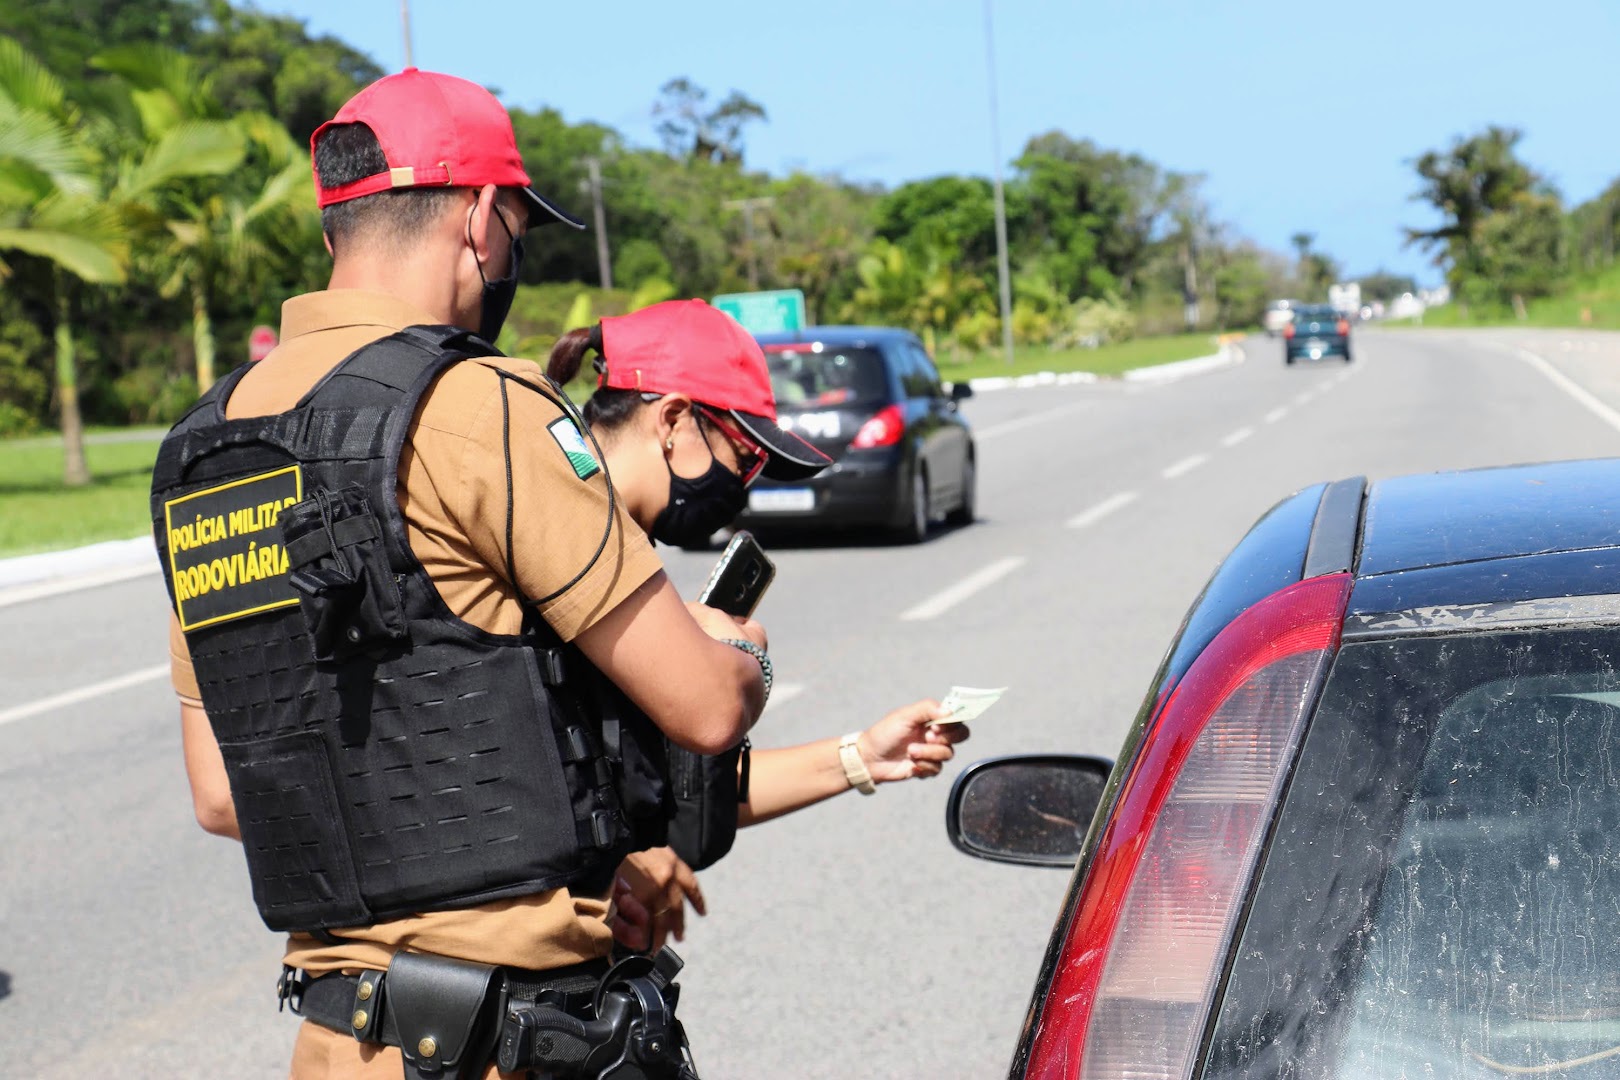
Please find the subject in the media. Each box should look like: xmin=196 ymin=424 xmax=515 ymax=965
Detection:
xmin=221 ymin=729 xmax=368 ymax=931
xmin=281 ymin=486 xmax=406 ymax=663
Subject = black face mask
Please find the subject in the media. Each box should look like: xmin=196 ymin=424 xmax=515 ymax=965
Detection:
xmin=473 ymin=206 xmax=523 ymax=344
xmin=652 ymin=435 xmax=748 ymax=548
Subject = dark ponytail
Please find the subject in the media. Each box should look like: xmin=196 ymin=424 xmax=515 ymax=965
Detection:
xmin=545 ymin=323 xmax=644 ymax=432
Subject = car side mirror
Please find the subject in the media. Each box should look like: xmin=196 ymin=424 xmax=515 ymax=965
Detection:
xmin=950 ymin=381 xmax=974 ymax=401
xmin=945 ymin=754 xmax=1113 ymax=867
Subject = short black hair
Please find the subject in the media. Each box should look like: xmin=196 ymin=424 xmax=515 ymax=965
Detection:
xmin=314 ymin=122 xmax=466 ymax=252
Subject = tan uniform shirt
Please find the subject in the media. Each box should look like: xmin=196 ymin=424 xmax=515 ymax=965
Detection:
xmin=168 ymin=289 xmax=663 ymax=977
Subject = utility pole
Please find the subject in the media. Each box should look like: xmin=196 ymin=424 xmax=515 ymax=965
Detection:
xmin=399 ymin=0 xmax=414 ymax=68
xmin=584 ymin=157 xmax=612 ymax=289
xmin=723 ymin=196 xmax=774 ymax=290
xmin=983 ymin=0 xmax=1014 ymax=365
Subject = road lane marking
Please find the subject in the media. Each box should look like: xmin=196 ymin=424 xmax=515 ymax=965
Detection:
xmin=1517 ymin=347 xmax=1620 ymax=435
xmin=1161 ymin=453 xmax=1210 ymax=480
xmin=0 ymin=663 xmax=169 ymax=729
xmin=974 ymin=401 xmax=1095 ymax=441
xmin=1293 ymin=391 xmax=1314 ymax=406
xmin=1221 ymin=426 xmax=1254 ymax=448
xmin=0 ymin=562 xmax=158 ymax=611
xmin=900 ymin=556 xmax=1026 ymax=622
xmin=765 ymin=682 xmax=805 ymax=712
xmin=1066 ymin=491 xmax=1139 ymax=530
xmin=1264 ymin=406 xmax=1289 ymax=424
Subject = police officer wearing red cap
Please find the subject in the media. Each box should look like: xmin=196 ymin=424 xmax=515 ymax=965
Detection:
xmin=152 ymin=69 xmax=767 ymax=1080
xmin=543 ymin=302 xmax=970 ymax=955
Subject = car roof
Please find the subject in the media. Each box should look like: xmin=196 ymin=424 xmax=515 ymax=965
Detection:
xmin=754 ymin=325 xmax=916 ymax=349
xmin=1350 ymin=458 xmax=1620 ymax=615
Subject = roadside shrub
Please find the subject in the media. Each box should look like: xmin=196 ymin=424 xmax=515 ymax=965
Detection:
xmin=110 ymin=367 xmax=199 ymax=425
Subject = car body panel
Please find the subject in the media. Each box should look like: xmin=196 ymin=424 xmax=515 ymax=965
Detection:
xmin=1002 ymin=456 xmax=1620 ymax=1079
xmin=741 ymin=326 xmax=975 ymax=534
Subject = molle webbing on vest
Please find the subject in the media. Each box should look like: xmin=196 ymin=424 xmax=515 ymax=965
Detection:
xmin=151 ymin=326 xmax=668 ymax=932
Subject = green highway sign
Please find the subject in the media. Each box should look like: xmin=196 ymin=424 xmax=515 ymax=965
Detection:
xmin=713 ymin=289 xmax=807 ymax=335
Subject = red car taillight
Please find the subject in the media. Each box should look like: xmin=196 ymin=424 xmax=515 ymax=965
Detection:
xmin=1026 ymin=573 xmax=1352 ymax=1080
xmin=850 ymin=404 xmax=904 ymax=449
xmin=1282 ymin=323 xmax=1295 ymax=339
xmin=1336 ymin=319 xmax=1350 ymax=336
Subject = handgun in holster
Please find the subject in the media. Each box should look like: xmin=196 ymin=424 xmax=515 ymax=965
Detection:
xmin=498 ymin=948 xmax=698 ymax=1080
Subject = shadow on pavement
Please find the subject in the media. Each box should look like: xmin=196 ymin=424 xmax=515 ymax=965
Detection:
xmin=0 ymin=970 xmax=11 ymax=1003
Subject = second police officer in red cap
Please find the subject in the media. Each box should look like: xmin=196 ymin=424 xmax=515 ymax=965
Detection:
xmin=151 ymin=68 xmax=806 ymax=1080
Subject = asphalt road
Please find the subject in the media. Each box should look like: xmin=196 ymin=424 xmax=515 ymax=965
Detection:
xmin=3 ymin=329 xmax=1618 ymax=1079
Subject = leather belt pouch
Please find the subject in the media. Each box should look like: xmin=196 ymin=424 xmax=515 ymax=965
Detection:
xmin=386 ymin=951 xmax=501 ymax=1080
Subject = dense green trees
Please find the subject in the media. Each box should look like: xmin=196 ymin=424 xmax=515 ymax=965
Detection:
xmin=0 ymin=0 xmax=1308 ymax=455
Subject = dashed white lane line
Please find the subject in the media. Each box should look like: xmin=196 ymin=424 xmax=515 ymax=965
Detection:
xmin=1264 ymin=406 xmax=1289 ymax=424
xmin=1293 ymin=391 xmax=1314 ymax=406
xmin=1221 ymin=426 xmax=1255 ymax=448
xmin=974 ymin=401 xmax=1096 ymax=441
xmin=1161 ymin=453 xmax=1211 ymax=480
xmin=0 ymin=663 xmax=169 ymax=729
xmin=1517 ymin=347 xmax=1620 ymax=435
xmin=900 ymin=556 xmax=1026 ymax=622
xmin=1066 ymin=491 xmax=1139 ymax=530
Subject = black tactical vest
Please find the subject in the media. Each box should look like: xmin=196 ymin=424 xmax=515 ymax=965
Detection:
xmin=151 ymin=326 xmax=669 ymax=933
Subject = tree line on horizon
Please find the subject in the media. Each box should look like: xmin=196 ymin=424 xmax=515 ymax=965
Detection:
xmin=3 ymin=0 xmax=1426 ymax=482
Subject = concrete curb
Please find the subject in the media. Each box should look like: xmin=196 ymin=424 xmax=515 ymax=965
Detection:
xmin=968 ymin=342 xmax=1242 ymax=393
xmin=0 ymin=535 xmax=156 ymax=593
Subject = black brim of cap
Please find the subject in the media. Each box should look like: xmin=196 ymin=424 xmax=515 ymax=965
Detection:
xmin=521 ymin=186 xmax=587 ymax=230
xmin=731 ymin=410 xmax=833 ymax=482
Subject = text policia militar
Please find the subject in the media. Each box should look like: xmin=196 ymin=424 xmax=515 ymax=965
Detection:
xmin=164 ymin=465 xmax=304 ymax=631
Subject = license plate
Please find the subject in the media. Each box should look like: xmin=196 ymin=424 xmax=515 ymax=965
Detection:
xmin=749 ymin=488 xmax=815 ymax=513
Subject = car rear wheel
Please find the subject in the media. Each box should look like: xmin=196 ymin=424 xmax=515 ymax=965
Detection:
xmin=945 ymin=456 xmax=976 ymax=527
xmin=896 ymin=468 xmax=929 ymax=544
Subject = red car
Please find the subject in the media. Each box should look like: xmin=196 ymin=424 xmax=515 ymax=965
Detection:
xmin=949 ymin=460 xmax=1620 ymax=1079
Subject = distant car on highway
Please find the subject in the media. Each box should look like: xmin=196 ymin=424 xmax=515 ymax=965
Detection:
xmin=1284 ymin=303 xmax=1351 ymax=363
xmin=734 ymin=326 xmax=976 ymax=544
xmin=1262 ymin=299 xmax=1296 ymax=337
xmin=947 ymin=459 xmax=1620 ymax=1079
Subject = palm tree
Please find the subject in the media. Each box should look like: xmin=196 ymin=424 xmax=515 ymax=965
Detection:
xmin=0 ymin=36 xmax=128 ymax=485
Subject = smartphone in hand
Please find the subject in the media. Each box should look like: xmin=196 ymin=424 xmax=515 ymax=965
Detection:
xmin=698 ymin=531 xmax=776 ymax=618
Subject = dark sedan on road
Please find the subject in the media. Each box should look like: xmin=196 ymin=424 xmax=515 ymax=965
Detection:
xmin=948 ymin=459 xmax=1620 ymax=1079
xmin=1284 ymin=303 xmax=1352 ymax=363
xmin=736 ymin=326 xmax=976 ymax=543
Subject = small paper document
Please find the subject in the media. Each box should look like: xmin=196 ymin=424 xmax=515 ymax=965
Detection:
xmin=938 ymin=686 xmax=1007 ymax=724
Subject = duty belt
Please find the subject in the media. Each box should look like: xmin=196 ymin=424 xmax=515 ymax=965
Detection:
xmin=279 ymin=949 xmax=698 ymax=1080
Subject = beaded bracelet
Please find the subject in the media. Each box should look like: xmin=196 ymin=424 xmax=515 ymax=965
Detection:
xmin=721 ymin=638 xmax=773 ymax=703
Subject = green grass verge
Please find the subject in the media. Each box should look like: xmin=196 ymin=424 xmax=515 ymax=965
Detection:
xmin=0 ymin=438 xmax=160 ymax=559
xmin=0 ymin=331 xmax=1233 ymax=560
xmin=1399 ymin=265 xmax=1620 ymax=331
xmin=935 ymin=332 xmax=1226 ymax=383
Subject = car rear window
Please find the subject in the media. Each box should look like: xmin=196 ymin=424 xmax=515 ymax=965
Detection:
xmin=762 ymin=346 xmax=889 ymax=410
xmin=1203 ymin=625 xmax=1620 ymax=1079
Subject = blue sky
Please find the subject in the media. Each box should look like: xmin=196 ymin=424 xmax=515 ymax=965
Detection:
xmin=264 ymin=0 xmax=1619 ymax=284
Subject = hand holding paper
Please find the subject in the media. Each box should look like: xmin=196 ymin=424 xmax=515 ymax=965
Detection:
xmin=937 ymin=685 xmax=1007 ymax=724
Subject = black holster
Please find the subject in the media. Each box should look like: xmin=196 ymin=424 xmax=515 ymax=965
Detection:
xmin=497 ymin=950 xmax=698 ymax=1080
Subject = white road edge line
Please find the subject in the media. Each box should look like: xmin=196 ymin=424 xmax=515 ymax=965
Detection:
xmin=1517 ymin=347 xmax=1620 ymax=435
xmin=1161 ymin=453 xmax=1211 ymax=480
xmin=0 ymin=562 xmax=158 ymax=611
xmin=1221 ymin=426 xmax=1255 ymax=448
xmin=1066 ymin=491 xmax=1139 ymax=530
xmin=0 ymin=663 xmax=169 ymax=728
xmin=1264 ymin=406 xmax=1289 ymax=424
xmin=900 ymin=556 xmax=1026 ymax=622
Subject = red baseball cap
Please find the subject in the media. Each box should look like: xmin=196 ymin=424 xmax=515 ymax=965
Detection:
xmin=310 ymin=67 xmax=583 ymax=230
xmin=598 ymin=300 xmax=832 ymax=481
